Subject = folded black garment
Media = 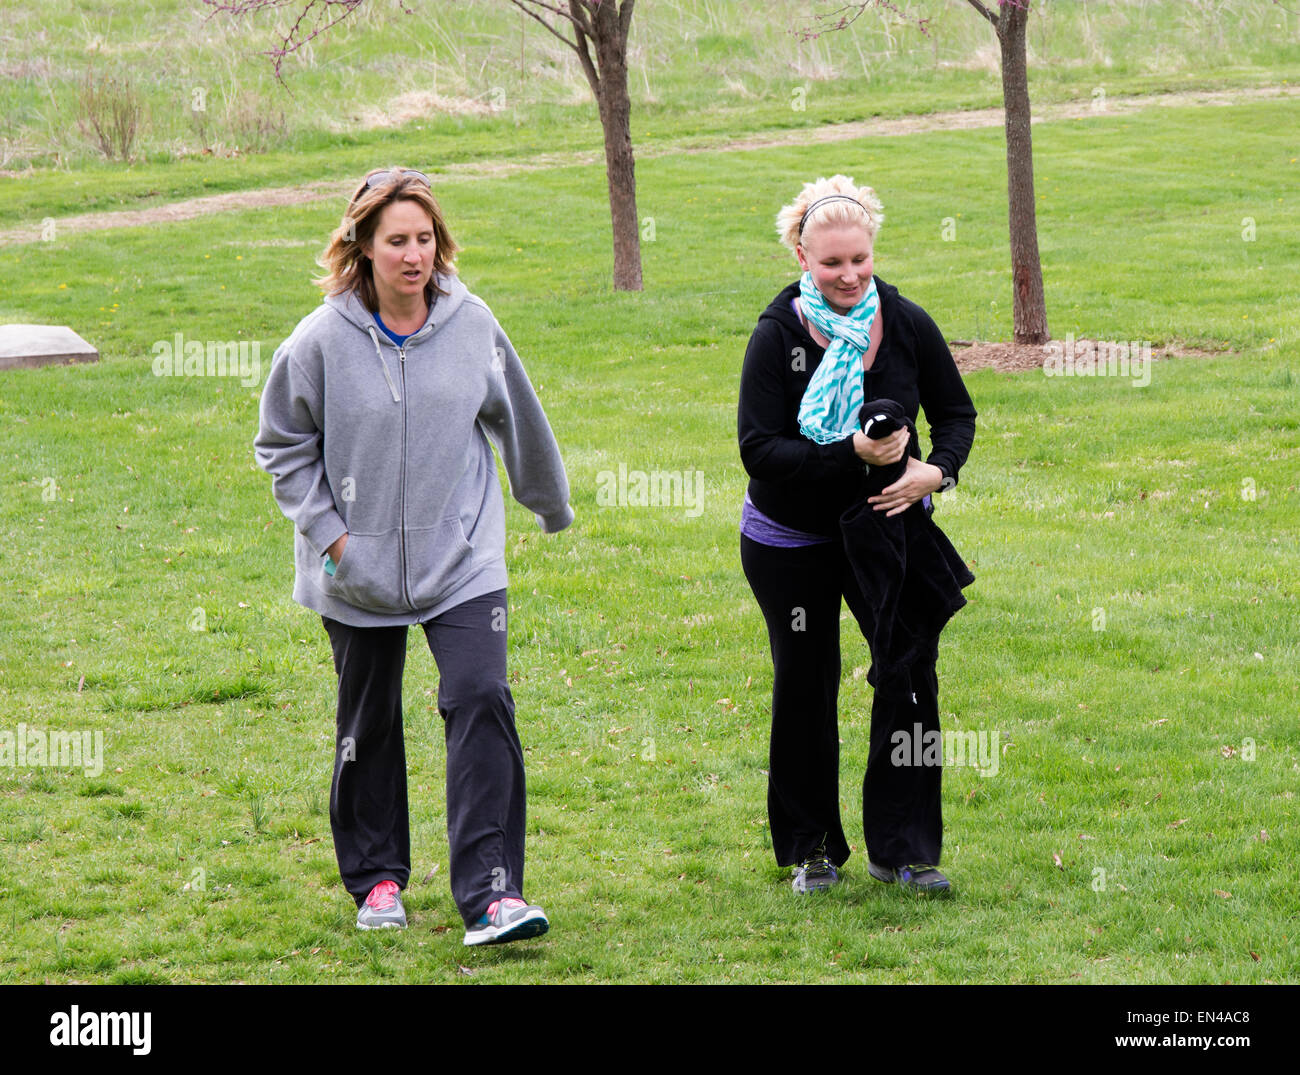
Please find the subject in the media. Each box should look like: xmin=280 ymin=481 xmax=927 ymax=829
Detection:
xmin=840 ymin=399 xmax=975 ymax=699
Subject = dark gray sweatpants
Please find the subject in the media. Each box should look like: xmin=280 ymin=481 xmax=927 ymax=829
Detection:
xmin=322 ymin=588 xmax=526 ymax=927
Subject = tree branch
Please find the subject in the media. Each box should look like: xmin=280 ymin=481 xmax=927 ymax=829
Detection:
xmin=618 ymin=0 xmax=636 ymax=42
xmin=512 ymin=1 xmax=601 ymax=94
xmin=565 ymin=4 xmax=601 ymax=93
xmin=202 ymin=0 xmax=379 ymax=82
xmin=965 ymin=0 xmax=1000 ymax=31
xmin=510 ymin=0 xmax=582 ymax=55
xmin=797 ymin=2 xmax=931 ymax=43
xmin=570 ymin=24 xmax=601 ymax=94
xmin=564 ymin=0 xmax=599 ymax=41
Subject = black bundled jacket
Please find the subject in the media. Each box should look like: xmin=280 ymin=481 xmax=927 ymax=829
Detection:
xmin=738 ymin=277 xmax=976 ymax=537
xmin=841 ymin=398 xmax=975 ymax=699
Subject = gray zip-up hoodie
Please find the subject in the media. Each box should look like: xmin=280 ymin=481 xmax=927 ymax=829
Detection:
xmin=254 ymin=273 xmax=573 ymax=627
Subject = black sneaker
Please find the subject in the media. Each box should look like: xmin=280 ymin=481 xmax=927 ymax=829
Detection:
xmin=867 ymin=861 xmax=951 ymax=894
xmin=792 ymin=847 xmax=839 ymax=893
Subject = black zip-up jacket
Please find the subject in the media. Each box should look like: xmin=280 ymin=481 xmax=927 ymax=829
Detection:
xmin=738 ymin=277 xmax=977 ymax=537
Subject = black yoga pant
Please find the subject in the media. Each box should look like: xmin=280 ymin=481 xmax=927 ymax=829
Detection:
xmin=740 ymin=534 xmax=943 ymax=870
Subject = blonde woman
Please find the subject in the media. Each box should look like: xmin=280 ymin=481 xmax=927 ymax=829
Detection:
xmin=737 ymin=176 xmax=976 ymax=895
xmin=255 ymin=168 xmax=573 ymax=944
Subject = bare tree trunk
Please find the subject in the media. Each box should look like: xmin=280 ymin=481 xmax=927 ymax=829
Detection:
xmin=210 ymin=0 xmax=645 ymax=290
xmin=590 ymin=2 xmax=642 ymax=291
xmin=833 ymin=1 xmax=1051 ymax=342
xmin=995 ymin=3 xmax=1049 ymax=343
xmin=512 ymin=0 xmax=642 ymax=291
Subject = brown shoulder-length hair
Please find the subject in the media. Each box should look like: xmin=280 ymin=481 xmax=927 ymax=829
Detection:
xmin=314 ymin=167 xmax=460 ymax=312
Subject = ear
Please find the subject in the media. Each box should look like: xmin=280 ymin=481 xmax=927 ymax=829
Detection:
xmin=795 ymin=244 xmax=810 ymax=272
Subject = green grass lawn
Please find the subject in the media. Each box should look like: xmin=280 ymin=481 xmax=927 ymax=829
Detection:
xmin=1 ymin=77 xmax=1297 ymax=981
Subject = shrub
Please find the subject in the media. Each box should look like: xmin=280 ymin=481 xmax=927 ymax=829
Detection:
xmin=76 ymin=65 xmax=144 ymax=161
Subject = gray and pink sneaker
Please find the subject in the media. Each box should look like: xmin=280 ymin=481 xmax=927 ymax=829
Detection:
xmin=463 ymin=898 xmax=549 ymax=946
xmin=356 ymin=880 xmax=407 ymax=930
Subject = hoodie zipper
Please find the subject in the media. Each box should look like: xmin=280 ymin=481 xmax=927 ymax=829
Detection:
xmin=397 ymin=343 xmax=413 ymax=610
xmin=366 ymin=319 xmax=434 ymax=613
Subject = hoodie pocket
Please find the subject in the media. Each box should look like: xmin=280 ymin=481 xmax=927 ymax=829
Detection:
xmin=406 ymin=517 xmax=475 ymax=608
xmin=320 ymin=530 xmax=409 ymax=613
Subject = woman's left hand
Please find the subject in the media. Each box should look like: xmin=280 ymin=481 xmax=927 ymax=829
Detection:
xmin=869 ymin=458 xmax=945 ymax=517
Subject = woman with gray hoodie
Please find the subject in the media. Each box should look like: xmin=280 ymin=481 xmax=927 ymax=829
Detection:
xmin=254 ymin=167 xmax=573 ymax=946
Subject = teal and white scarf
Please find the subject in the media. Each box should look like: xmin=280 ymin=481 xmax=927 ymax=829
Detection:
xmin=796 ymin=272 xmax=879 ymax=445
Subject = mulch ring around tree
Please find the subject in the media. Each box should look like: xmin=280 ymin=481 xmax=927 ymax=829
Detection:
xmin=949 ymin=339 xmax=1229 ymax=375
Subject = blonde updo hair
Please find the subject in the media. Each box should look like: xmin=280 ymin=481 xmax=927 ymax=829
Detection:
xmin=776 ymin=175 xmax=884 ymax=252
xmin=314 ymin=167 xmax=460 ymax=313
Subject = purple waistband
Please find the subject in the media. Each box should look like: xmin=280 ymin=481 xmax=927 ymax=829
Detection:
xmin=740 ymin=493 xmax=833 ymax=547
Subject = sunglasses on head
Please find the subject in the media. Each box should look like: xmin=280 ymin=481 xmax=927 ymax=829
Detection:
xmin=365 ymin=169 xmax=431 ymax=189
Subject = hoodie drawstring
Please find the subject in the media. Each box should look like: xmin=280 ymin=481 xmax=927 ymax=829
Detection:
xmin=367 ymin=325 xmax=401 ymax=403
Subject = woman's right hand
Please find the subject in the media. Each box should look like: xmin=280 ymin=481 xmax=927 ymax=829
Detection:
xmin=853 ymin=427 xmax=909 ymax=467
xmin=326 ymin=533 xmax=349 ymax=563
